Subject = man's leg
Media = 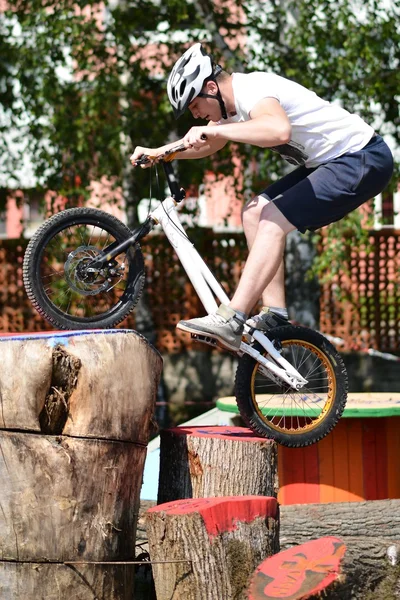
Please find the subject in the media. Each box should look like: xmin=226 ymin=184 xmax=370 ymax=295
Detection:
xmin=242 ymin=195 xmax=286 ymax=308
xmin=230 ymin=202 xmax=295 ymax=314
xmin=177 ymin=203 xmax=295 ymax=351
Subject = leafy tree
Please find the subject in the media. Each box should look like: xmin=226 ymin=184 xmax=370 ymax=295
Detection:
xmin=1 ymin=0 xmax=399 ymax=276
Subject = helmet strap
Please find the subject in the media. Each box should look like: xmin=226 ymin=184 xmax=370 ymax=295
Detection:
xmin=198 ymin=89 xmax=228 ymax=120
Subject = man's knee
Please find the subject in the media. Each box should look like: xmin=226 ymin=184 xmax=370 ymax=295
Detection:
xmin=259 ymin=202 xmax=295 ymax=235
xmin=242 ymin=194 xmax=270 ymax=226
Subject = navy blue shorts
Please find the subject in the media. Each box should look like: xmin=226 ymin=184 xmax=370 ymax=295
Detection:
xmin=260 ymin=135 xmax=394 ymax=233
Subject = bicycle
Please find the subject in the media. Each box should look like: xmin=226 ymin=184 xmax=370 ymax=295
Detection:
xmin=23 ymin=143 xmax=348 ymax=447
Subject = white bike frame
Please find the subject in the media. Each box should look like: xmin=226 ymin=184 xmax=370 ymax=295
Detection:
xmin=150 ymin=196 xmax=307 ymax=390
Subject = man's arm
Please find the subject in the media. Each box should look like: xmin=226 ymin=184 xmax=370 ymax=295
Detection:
xmin=183 ymin=98 xmax=292 ymax=149
xmin=130 ymin=121 xmax=227 ymax=167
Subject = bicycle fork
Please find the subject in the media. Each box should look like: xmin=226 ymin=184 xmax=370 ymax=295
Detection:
xmin=241 ymin=329 xmax=308 ymax=390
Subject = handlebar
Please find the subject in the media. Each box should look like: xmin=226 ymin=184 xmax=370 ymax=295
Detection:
xmin=133 ymin=134 xmax=208 ymax=202
xmin=134 ymin=143 xmax=186 ymax=166
xmin=133 ymin=134 xmax=208 ymax=166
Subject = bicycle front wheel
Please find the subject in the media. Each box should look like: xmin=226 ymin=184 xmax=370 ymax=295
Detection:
xmin=235 ymin=326 xmax=348 ymax=447
xmin=23 ymin=207 xmax=145 ymax=330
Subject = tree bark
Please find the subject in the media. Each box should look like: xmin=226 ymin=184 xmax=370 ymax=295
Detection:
xmin=280 ymin=499 xmax=400 ymax=541
xmin=0 ymin=330 xmax=163 ymax=599
xmin=279 ymin=501 xmax=400 ymax=599
xmin=157 ymin=426 xmax=278 ymax=504
xmin=0 ymin=562 xmax=135 ymax=600
xmin=0 ymin=330 xmax=162 ymax=442
xmin=0 ymin=431 xmax=145 ymax=562
xmin=146 ymin=496 xmax=279 ymax=600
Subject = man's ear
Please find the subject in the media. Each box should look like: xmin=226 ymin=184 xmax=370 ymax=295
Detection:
xmin=206 ymin=80 xmax=218 ymax=95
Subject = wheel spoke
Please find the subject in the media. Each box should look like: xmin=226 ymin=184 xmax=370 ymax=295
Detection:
xmin=37 ymin=217 xmax=133 ymax=321
xmin=250 ymin=338 xmax=336 ymax=434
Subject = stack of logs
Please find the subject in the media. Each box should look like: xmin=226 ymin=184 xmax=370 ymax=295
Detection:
xmin=145 ymin=426 xmax=400 ymax=600
xmin=0 ymin=330 xmax=163 ymax=599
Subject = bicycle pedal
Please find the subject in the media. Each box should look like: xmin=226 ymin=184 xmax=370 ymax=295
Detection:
xmin=190 ymin=333 xmax=218 ymax=348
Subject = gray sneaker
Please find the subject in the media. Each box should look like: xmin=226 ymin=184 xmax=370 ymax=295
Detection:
xmin=247 ymin=308 xmax=289 ymax=331
xmin=177 ymin=304 xmax=244 ymax=351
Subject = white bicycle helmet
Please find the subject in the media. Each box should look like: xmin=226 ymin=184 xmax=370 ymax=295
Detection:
xmin=167 ymin=43 xmax=227 ymax=119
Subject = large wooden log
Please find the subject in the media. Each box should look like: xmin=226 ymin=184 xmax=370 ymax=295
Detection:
xmin=157 ymin=426 xmax=278 ymax=503
xmin=280 ymin=499 xmax=400 ymax=542
xmin=0 ymin=562 xmax=135 ymax=600
xmin=248 ymin=536 xmax=346 ymax=600
xmin=146 ymin=496 xmax=279 ymax=600
xmin=0 ymin=330 xmax=161 ymax=441
xmin=0 ymin=431 xmax=145 ymax=561
xmin=279 ymin=500 xmax=400 ymax=599
xmin=0 ymin=330 xmax=163 ymax=599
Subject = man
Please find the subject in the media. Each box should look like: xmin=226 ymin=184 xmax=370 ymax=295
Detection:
xmin=130 ymin=43 xmax=394 ymax=352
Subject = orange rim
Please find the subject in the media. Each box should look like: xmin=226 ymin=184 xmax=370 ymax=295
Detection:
xmin=250 ymin=339 xmax=337 ymax=434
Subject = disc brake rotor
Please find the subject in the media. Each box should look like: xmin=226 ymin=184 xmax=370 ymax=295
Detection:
xmin=65 ymin=245 xmax=113 ymax=296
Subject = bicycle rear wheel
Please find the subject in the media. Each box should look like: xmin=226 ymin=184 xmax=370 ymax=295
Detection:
xmin=235 ymin=326 xmax=348 ymax=447
xmin=23 ymin=207 xmax=145 ymax=330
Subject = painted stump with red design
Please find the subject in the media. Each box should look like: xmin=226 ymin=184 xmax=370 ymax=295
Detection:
xmin=247 ymin=536 xmax=346 ymax=600
xmin=146 ymin=496 xmax=279 ymax=600
xmin=0 ymin=330 xmax=162 ymax=599
xmin=157 ymin=426 xmax=278 ymax=503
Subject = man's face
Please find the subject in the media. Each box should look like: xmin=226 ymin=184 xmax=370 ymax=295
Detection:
xmin=188 ymin=82 xmax=221 ymax=122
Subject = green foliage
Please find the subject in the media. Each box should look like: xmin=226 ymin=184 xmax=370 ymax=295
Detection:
xmin=1 ymin=0 xmax=399 ymax=279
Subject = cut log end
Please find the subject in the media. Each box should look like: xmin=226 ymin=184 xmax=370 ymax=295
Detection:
xmin=167 ymin=425 xmax=275 ymax=444
xmin=148 ymin=496 xmax=278 ymax=539
xmin=247 ymin=536 xmax=346 ymax=600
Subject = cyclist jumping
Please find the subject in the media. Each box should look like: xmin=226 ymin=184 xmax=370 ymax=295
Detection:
xmin=130 ymin=43 xmax=394 ymax=352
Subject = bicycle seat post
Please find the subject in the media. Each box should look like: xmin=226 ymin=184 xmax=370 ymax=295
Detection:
xmin=162 ymin=162 xmax=186 ymax=202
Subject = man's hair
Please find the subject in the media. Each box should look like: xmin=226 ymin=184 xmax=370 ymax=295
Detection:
xmin=215 ymin=69 xmax=229 ymax=82
xmin=204 ymin=68 xmax=229 ymax=87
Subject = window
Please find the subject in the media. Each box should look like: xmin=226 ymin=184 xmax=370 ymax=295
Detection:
xmin=374 ymin=188 xmax=400 ymax=230
xmin=23 ymin=190 xmax=45 ymax=237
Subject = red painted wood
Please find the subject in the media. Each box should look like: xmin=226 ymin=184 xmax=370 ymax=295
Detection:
xmin=362 ymin=419 xmax=379 ymax=500
xmin=170 ymin=425 xmax=273 ymax=443
xmin=148 ymin=496 xmax=278 ymax=539
xmin=317 ymin=431 xmax=335 ymax=503
xmin=280 ymin=447 xmax=305 ymax=505
xmin=302 ymin=443 xmax=320 ymax=504
xmin=345 ymin=419 xmax=365 ymax=501
xmin=331 ymin=422 xmax=350 ymax=502
xmin=373 ymin=419 xmax=388 ymax=500
xmin=387 ymin=417 xmax=400 ymax=498
xmin=248 ymin=536 xmax=346 ymax=600
xmin=278 ymin=445 xmax=320 ymax=505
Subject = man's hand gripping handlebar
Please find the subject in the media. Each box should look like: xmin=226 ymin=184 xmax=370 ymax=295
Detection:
xmin=133 ymin=143 xmax=186 ymax=167
xmin=132 ymin=134 xmax=208 ymax=167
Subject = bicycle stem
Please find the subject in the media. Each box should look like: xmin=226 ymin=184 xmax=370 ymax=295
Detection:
xmin=162 ymin=162 xmax=186 ymax=202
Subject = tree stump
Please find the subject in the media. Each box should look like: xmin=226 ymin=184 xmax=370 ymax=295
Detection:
xmin=157 ymin=426 xmax=278 ymax=503
xmin=146 ymin=496 xmax=279 ymax=600
xmin=0 ymin=329 xmax=162 ymax=599
xmin=247 ymin=536 xmax=346 ymax=600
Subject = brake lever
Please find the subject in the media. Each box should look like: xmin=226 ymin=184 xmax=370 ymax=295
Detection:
xmin=133 ymin=136 xmax=206 ymax=167
xmin=134 ymin=154 xmax=155 ymax=167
